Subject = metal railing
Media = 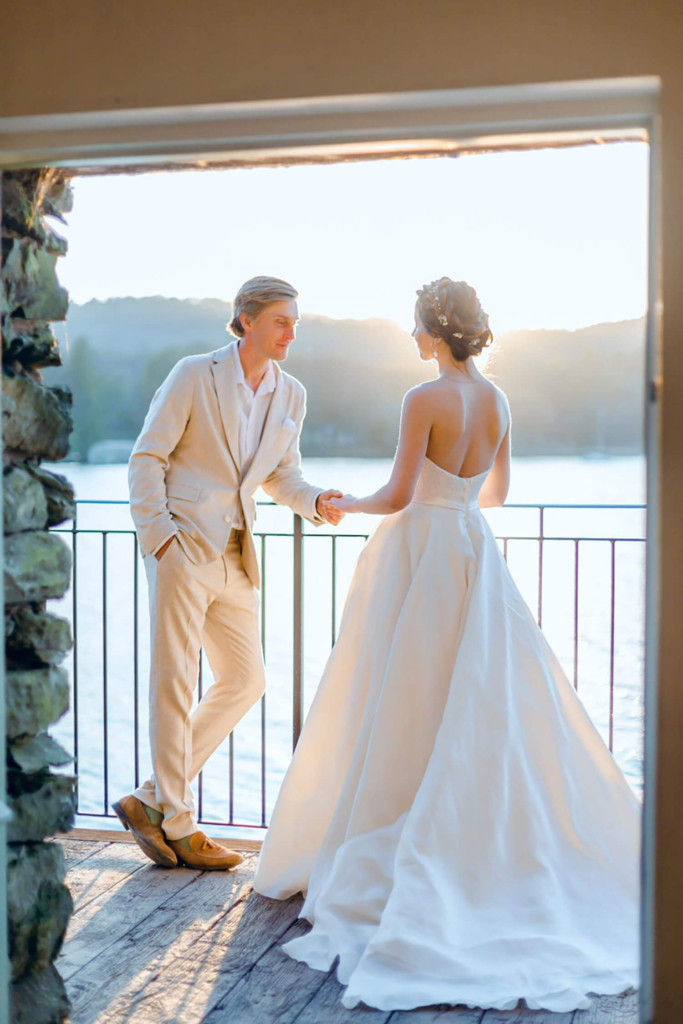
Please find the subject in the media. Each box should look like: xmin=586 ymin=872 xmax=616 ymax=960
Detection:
xmin=53 ymin=497 xmax=646 ymax=832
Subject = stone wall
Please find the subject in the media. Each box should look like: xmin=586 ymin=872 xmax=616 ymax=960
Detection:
xmin=2 ymin=169 xmax=77 ymax=1024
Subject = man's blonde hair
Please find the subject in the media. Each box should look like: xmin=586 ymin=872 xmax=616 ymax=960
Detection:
xmin=227 ymin=276 xmax=298 ymax=337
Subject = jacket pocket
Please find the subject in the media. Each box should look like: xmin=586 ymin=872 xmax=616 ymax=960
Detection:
xmin=166 ymin=482 xmax=200 ymax=501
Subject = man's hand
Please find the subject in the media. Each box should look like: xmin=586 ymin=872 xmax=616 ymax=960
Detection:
xmin=155 ymin=535 xmax=175 ymax=560
xmin=316 ymin=490 xmax=345 ymax=525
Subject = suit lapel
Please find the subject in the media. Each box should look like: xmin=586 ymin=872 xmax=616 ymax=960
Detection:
xmin=210 ymin=343 xmax=241 ymax=474
xmin=240 ymin=362 xmax=289 ymax=493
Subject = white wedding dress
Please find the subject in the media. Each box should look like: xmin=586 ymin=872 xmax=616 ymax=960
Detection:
xmin=252 ymin=455 xmax=641 ymax=1013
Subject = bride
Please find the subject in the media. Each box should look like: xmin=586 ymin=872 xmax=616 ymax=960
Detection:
xmin=252 ymin=277 xmax=641 ymax=1013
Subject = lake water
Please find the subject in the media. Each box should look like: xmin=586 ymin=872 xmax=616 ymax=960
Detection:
xmin=46 ymin=455 xmax=647 ymax=840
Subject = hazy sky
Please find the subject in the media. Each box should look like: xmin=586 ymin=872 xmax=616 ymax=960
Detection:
xmin=55 ymin=141 xmax=649 ymax=335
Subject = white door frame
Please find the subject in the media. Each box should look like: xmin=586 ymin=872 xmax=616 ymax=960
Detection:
xmin=0 ymin=75 xmax=661 ymax=1022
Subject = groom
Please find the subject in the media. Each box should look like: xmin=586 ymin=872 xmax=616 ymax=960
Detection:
xmin=113 ymin=276 xmax=344 ymax=870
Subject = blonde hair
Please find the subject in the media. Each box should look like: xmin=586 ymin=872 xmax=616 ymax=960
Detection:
xmin=227 ymin=276 xmax=298 ymax=337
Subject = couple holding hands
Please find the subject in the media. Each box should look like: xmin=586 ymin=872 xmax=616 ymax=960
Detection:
xmin=113 ymin=274 xmax=640 ymax=1014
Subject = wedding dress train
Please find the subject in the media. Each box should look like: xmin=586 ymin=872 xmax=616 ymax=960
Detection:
xmin=252 ymin=456 xmax=641 ymax=1013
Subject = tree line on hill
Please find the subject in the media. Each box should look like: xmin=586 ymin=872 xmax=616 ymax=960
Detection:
xmin=45 ymin=296 xmax=646 ymax=461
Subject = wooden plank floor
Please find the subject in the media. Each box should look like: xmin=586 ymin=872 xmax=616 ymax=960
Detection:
xmin=51 ymin=834 xmax=639 ymax=1024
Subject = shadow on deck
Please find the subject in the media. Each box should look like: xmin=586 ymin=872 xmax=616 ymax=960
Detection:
xmin=51 ymin=832 xmax=639 ymax=1024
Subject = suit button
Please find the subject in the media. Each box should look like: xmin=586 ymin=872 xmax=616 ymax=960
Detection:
xmin=224 ymin=515 xmax=231 ymax=523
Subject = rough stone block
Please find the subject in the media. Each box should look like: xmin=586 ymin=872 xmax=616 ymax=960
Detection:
xmin=4 ymin=531 xmax=72 ymax=604
xmin=2 ymin=177 xmax=34 ymax=237
xmin=5 ymin=665 xmax=70 ymax=739
xmin=2 ymin=177 xmax=68 ymax=256
xmin=3 ymin=318 xmax=62 ymax=370
xmin=10 ymin=960 xmax=71 ymax=1024
xmin=41 ymin=174 xmax=74 ymax=216
xmin=9 ymin=733 xmax=73 ymax=773
xmin=6 ymin=769 xmax=77 ymax=843
xmin=39 ymin=194 xmax=67 ymax=223
xmin=7 ymin=840 xmax=72 ymax=980
xmin=3 ymin=465 xmax=49 ymax=533
xmin=0 ymin=273 xmax=8 ymax=317
xmin=2 ymin=371 xmax=73 ymax=461
xmin=6 ymin=605 xmax=73 ymax=667
xmin=2 ymin=236 xmax=69 ymax=320
xmin=26 ymin=465 xmax=75 ymax=526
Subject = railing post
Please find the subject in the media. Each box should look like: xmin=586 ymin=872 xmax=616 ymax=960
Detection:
xmin=260 ymin=533 xmax=267 ymax=825
xmin=102 ymin=532 xmax=109 ymax=813
xmin=293 ymin=513 xmax=304 ymax=749
xmin=609 ymin=539 xmax=616 ymax=752
xmin=331 ymin=535 xmax=337 ymax=646
xmin=133 ymin=534 xmax=139 ymax=789
xmin=538 ymin=505 xmax=545 ymax=627
xmin=573 ymin=539 xmax=580 ymax=691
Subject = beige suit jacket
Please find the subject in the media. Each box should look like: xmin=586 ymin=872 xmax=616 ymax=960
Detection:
xmin=128 ymin=341 xmax=325 ymax=590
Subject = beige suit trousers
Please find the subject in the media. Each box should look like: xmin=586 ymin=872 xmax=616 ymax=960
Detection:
xmin=131 ymin=528 xmax=265 ymax=840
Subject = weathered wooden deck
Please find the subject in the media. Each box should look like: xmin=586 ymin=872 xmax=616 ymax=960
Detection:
xmin=51 ymin=831 xmax=639 ymax=1024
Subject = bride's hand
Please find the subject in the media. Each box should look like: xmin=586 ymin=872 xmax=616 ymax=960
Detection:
xmin=326 ymin=493 xmax=358 ymax=513
xmin=316 ymin=489 xmax=346 ymax=525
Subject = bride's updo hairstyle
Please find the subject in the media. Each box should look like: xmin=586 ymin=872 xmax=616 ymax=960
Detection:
xmin=416 ymin=278 xmax=493 ymax=362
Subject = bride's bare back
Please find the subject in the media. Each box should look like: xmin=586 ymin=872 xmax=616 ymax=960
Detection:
xmin=424 ymin=376 xmax=510 ymax=478
xmin=331 ymin=370 xmax=512 ymax=517
xmin=419 ymin=372 xmax=511 ymax=508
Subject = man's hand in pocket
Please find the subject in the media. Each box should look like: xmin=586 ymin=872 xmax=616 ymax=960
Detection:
xmin=155 ymin=536 xmax=175 ymax=561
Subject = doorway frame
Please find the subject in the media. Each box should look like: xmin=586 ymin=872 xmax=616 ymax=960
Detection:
xmin=0 ymin=74 xmax=662 ymax=1022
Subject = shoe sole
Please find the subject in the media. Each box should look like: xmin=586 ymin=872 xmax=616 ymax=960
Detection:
xmin=112 ymin=800 xmax=177 ymax=868
xmin=169 ymin=846 xmax=244 ymax=871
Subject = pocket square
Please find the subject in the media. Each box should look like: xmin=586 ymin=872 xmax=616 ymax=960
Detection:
xmin=282 ymin=417 xmax=298 ymax=430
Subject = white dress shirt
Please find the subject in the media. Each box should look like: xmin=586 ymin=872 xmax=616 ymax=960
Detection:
xmin=229 ymin=341 xmax=278 ymax=529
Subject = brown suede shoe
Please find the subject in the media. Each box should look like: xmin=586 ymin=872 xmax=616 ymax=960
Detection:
xmin=166 ymin=830 xmax=244 ymax=870
xmin=112 ymin=794 xmax=178 ymax=867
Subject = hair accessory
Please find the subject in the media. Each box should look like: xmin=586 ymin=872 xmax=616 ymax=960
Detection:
xmin=418 ymin=280 xmax=489 ymax=346
xmin=422 ymin=282 xmax=449 ymax=327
